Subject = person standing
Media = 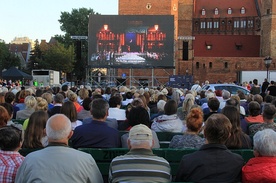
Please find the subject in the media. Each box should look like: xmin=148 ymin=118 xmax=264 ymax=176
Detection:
xmin=15 ymin=114 xmax=103 ymax=183
xmin=109 ymin=124 xmax=171 ymax=183
xmin=267 ymin=80 xmax=276 ymax=97
xmin=250 ymin=79 xmax=261 ymax=95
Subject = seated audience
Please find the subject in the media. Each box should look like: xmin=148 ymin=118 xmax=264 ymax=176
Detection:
xmin=16 ymin=96 xmax=37 ymax=120
xmin=222 ymin=105 xmax=252 ymax=149
xmin=242 ymin=129 xmax=276 ymax=182
xmin=177 ymin=93 xmax=195 ymax=121
xmin=170 ymin=107 xmax=205 ymax=149
xmin=109 ymin=124 xmax=171 ymax=183
xmin=175 ymin=113 xmax=244 ymax=182
xmin=4 ymin=92 xmax=19 ymax=119
xmin=151 ymin=99 xmax=185 ymax=132
xmin=48 ymin=93 xmax=64 ymax=117
xmin=15 ymin=114 xmax=103 ymax=183
xmin=0 ymin=106 xmax=10 ymax=128
xmin=77 ymin=97 xmax=92 ymax=120
xmin=22 ymin=111 xmax=49 ymax=148
xmin=121 ymin=91 xmax=133 ymax=106
xmin=71 ymin=98 xmax=120 ymax=148
xmin=0 ymin=125 xmax=24 ymax=183
xmin=121 ymin=106 xmax=160 ymax=148
xmin=61 ymin=101 xmax=82 ymax=130
xmin=150 ymin=99 xmax=166 ymax=121
xmin=41 ymin=92 xmax=54 ymax=110
xmin=249 ymin=103 xmax=276 ymax=136
xmin=67 ymin=92 xmax=82 ymax=112
xmin=108 ymin=96 xmax=126 ymax=121
xmin=244 ymin=101 xmax=264 ymax=123
xmin=203 ymin=97 xmax=220 ymax=121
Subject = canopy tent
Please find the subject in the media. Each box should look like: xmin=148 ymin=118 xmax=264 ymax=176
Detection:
xmin=2 ymin=67 xmax=33 ymax=80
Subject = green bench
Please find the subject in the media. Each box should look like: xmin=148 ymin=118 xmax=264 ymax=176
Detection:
xmin=78 ymin=148 xmax=254 ymax=176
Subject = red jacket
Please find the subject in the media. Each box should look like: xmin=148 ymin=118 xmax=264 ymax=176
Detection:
xmin=242 ymin=157 xmax=276 ymax=183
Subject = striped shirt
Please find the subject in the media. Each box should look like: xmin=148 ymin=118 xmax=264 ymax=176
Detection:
xmin=109 ymin=148 xmax=171 ymax=183
xmin=0 ymin=150 xmax=24 ymax=183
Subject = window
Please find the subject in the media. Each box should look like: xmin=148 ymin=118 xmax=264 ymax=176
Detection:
xmin=267 ymin=9 xmax=271 ymax=15
xmin=224 ymin=62 xmax=228 ymax=68
xmin=228 ymin=8 xmax=232 ymax=14
xmin=248 ymin=20 xmax=253 ymax=28
xmin=207 ymin=22 xmax=212 ymax=29
xmin=241 ymin=7 xmax=245 ymax=14
xmin=234 ymin=21 xmax=239 ymax=28
xmin=200 ymin=22 xmax=206 ymax=29
xmin=240 ymin=20 xmax=246 ymax=28
xmin=196 ymin=62 xmax=200 ymax=68
xmin=214 ymin=21 xmax=219 ymax=28
xmin=209 ymin=62 xmax=213 ymax=68
xmin=214 ymin=8 xmax=219 ymax=15
xmin=202 ymin=9 xmax=206 ymax=16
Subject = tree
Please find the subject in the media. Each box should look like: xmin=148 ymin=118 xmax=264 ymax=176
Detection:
xmin=0 ymin=42 xmax=21 ymax=71
xmin=55 ymin=8 xmax=99 ymax=81
xmin=27 ymin=39 xmax=44 ymax=72
xmin=43 ymin=42 xmax=75 ymax=74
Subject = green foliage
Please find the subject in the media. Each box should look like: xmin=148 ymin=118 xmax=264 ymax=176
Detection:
xmin=54 ymin=8 xmax=99 ymax=81
xmin=43 ymin=42 xmax=75 ymax=73
xmin=27 ymin=39 xmax=44 ymax=72
xmin=0 ymin=42 xmax=21 ymax=70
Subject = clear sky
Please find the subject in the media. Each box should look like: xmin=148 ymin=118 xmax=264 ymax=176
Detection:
xmin=0 ymin=0 xmax=118 ymax=43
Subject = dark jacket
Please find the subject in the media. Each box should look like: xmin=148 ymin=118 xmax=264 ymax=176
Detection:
xmin=175 ymin=144 xmax=244 ymax=183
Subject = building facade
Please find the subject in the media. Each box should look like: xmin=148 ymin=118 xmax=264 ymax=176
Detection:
xmin=117 ymin=0 xmax=275 ymax=85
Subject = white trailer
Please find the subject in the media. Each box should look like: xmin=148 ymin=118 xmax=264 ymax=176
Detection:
xmin=32 ymin=70 xmax=60 ymax=87
xmin=238 ymin=70 xmax=276 ymax=84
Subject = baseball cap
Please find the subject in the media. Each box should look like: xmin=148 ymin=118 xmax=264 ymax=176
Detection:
xmin=129 ymin=124 xmax=152 ymax=140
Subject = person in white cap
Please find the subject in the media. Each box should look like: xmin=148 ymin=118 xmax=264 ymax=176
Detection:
xmin=109 ymin=124 xmax=171 ymax=183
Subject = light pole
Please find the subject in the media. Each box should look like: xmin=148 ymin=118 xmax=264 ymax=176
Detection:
xmin=264 ymin=56 xmax=272 ymax=80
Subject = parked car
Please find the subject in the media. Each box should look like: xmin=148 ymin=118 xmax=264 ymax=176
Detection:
xmin=201 ymin=84 xmax=250 ymax=95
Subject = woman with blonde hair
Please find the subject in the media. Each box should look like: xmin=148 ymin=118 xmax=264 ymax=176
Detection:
xmin=177 ymin=93 xmax=195 ymax=121
xmin=170 ymin=107 xmax=205 ymax=148
xmin=16 ymin=96 xmax=37 ymax=120
xmin=68 ymin=92 xmax=83 ymax=112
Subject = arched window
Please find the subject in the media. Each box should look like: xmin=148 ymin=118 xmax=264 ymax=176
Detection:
xmin=228 ymin=8 xmax=232 ymax=15
xmin=214 ymin=8 xmax=219 ymax=15
xmin=202 ymin=9 xmax=206 ymax=16
xmin=241 ymin=7 xmax=245 ymax=14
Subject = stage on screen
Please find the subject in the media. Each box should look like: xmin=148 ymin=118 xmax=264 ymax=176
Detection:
xmin=88 ymin=15 xmax=174 ymax=68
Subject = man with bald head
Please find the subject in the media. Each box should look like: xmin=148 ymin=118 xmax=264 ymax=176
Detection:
xmin=15 ymin=114 xmax=103 ymax=183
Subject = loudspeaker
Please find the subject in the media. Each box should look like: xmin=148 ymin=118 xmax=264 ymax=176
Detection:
xmin=183 ymin=42 xmax=188 ymax=60
xmin=75 ymin=41 xmax=81 ymax=60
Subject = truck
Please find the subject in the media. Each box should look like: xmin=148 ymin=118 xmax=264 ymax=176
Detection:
xmin=32 ymin=70 xmax=60 ymax=87
xmin=238 ymin=70 xmax=276 ymax=84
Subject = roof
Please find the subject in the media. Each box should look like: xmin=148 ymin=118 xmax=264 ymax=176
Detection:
xmin=194 ymin=0 xmax=258 ymax=18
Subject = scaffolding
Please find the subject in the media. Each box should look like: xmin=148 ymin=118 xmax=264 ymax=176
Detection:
xmin=86 ymin=67 xmax=173 ymax=88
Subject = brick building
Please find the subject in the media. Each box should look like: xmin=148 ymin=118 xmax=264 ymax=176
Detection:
xmin=113 ymin=0 xmax=276 ymax=86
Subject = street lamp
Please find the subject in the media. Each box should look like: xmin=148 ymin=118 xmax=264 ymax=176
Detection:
xmin=264 ymin=56 xmax=272 ymax=80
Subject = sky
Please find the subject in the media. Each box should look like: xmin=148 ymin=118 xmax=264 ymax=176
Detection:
xmin=0 ymin=0 xmax=118 ymax=43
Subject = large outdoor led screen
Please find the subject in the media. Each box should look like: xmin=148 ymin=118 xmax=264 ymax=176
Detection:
xmin=88 ymin=15 xmax=174 ymax=68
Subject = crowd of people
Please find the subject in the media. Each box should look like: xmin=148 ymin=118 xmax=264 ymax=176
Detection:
xmin=0 ymin=78 xmax=276 ymax=182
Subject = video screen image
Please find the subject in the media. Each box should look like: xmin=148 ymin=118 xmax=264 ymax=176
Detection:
xmin=88 ymin=15 xmax=174 ymax=68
